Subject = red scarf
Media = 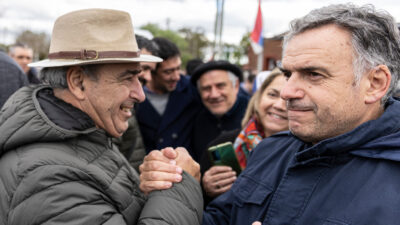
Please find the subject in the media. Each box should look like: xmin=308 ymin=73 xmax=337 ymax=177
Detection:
xmin=233 ymin=117 xmax=264 ymax=169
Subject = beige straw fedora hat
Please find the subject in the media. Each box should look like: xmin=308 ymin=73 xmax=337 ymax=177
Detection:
xmin=29 ymin=8 xmax=162 ymax=68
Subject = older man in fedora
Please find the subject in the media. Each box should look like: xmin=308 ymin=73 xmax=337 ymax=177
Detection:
xmin=0 ymin=9 xmax=202 ymax=225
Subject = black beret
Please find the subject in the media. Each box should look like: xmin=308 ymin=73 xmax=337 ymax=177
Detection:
xmin=190 ymin=60 xmax=243 ymax=85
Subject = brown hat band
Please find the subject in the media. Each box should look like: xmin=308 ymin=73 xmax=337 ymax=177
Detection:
xmin=48 ymin=49 xmax=140 ymax=60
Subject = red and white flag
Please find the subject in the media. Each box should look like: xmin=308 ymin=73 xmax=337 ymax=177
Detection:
xmin=250 ymin=0 xmax=263 ymax=54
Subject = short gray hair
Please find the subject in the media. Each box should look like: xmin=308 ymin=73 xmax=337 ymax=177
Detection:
xmin=40 ymin=65 xmax=101 ymax=89
xmin=8 ymin=43 xmax=32 ymax=56
xmin=227 ymin=71 xmax=239 ymax=88
xmin=283 ymin=3 xmax=400 ymax=104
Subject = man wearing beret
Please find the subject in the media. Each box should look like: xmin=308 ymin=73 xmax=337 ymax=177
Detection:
xmin=190 ymin=60 xmax=248 ymax=204
xmin=0 ymin=9 xmax=202 ymax=224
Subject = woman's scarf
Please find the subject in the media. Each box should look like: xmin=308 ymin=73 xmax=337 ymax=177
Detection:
xmin=233 ymin=116 xmax=264 ymax=169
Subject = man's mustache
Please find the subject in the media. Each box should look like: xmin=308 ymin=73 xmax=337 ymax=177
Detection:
xmin=286 ymin=99 xmax=316 ymax=111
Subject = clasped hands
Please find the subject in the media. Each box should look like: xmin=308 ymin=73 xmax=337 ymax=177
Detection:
xmin=139 ymin=147 xmax=237 ymax=197
xmin=139 ymin=147 xmax=200 ymax=194
xmin=139 ymin=147 xmax=262 ymax=225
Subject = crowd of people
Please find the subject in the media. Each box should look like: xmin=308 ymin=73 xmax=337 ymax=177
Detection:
xmin=1 ymin=3 xmax=400 ymax=225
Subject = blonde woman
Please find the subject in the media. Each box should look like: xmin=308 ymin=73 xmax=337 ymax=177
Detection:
xmin=234 ymin=68 xmax=289 ymax=168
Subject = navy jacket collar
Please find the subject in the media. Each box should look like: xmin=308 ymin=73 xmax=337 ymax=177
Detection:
xmin=294 ymin=98 xmax=400 ymax=163
xmin=203 ymin=94 xmax=248 ymax=121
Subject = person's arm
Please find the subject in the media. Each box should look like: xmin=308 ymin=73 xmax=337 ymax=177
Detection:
xmin=138 ymin=171 xmax=203 ymax=225
xmin=139 ymin=147 xmax=245 ymax=225
xmin=138 ymin=147 xmax=203 ymax=225
xmin=7 ymin=165 xmax=131 ymax=225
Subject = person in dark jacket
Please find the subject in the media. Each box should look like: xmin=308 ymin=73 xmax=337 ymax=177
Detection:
xmin=189 ymin=60 xmax=248 ymax=205
xmin=0 ymin=8 xmax=202 ymax=225
xmin=135 ymin=37 xmax=201 ymax=153
xmin=0 ymin=51 xmax=28 ymax=109
xmin=139 ymin=3 xmax=400 ymax=225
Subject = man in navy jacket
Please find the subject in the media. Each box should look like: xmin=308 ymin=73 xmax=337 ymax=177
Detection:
xmin=139 ymin=3 xmax=400 ymax=225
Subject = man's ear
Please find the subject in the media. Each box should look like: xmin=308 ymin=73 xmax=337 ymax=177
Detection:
xmin=66 ymin=66 xmax=86 ymax=100
xmin=364 ymin=64 xmax=391 ymax=104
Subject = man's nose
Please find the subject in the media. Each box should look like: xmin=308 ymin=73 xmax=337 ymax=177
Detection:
xmin=209 ymin=86 xmax=220 ymax=98
xmin=172 ymin=70 xmax=180 ymax=81
xmin=280 ymin=73 xmax=305 ymax=100
xmin=130 ymin=78 xmax=146 ymax=103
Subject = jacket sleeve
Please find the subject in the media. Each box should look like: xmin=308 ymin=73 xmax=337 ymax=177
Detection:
xmin=6 ymin=164 xmax=129 ymax=225
xmin=138 ymin=171 xmax=203 ymax=225
xmin=202 ymin=191 xmax=235 ymax=225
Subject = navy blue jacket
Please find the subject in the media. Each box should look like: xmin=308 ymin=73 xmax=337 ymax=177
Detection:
xmin=136 ymin=75 xmax=201 ymax=153
xmin=204 ymin=98 xmax=400 ymax=225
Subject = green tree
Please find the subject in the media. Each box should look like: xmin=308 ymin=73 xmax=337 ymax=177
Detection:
xmin=229 ymin=32 xmax=250 ymax=65
xmin=140 ymin=23 xmax=209 ymax=69
xmin=15 ymin=30 xmax=50 ymax=60
xmin=178 ymin=27 xmax=209 ymax=59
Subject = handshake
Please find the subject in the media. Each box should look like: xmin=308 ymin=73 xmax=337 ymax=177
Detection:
xmin=139 ymin=147 xmax=201 ymax=194
xmin=139 ymin=147 xmax=263 ymax=225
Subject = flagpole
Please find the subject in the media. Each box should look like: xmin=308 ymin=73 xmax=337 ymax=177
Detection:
xmin=257 ymin=49 xmax=263 ymax=72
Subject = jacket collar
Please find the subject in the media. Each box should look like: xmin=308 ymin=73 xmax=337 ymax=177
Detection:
xmin=295 ymin=98 xmax=400 ymax=163
xmin=37 ymin=87 xmax=95 ymax=131
xmin=204 ymin=94 xmax=248 ymax=120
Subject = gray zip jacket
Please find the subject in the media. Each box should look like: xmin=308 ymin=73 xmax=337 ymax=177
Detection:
xmin=0 ymin=85 xmax=202 ymax=225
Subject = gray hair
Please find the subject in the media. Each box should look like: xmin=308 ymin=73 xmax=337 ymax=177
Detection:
xmin=196 ymin=70 xmax=239 ymax=90
xmin=8 ymin=43 xmax=32 ymax=56
xmin=283 ymin=3 xmax=400 ymax=104
xmin=227 ymin=71 xmax=238 ymax=87
xmin=40 ymin=64 xmax=101 ymax=89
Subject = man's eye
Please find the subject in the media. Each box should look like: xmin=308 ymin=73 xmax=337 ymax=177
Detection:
xmin=201 ymin=87 xmax=211 ymax=92
xmin=306 ymin=71 xmax=324 ymax=81
xmin=216 ymin=83 xmax=226 ymax=89
xmin=309 ymin=72 xmax=321 ymax=76
xmin=141 ymin=66 xmax=151 ymax=71
xmin=308 ymin=71 xmax=323 ymax=78
xmin=283 ymin=71 xmax=291 ymax=79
